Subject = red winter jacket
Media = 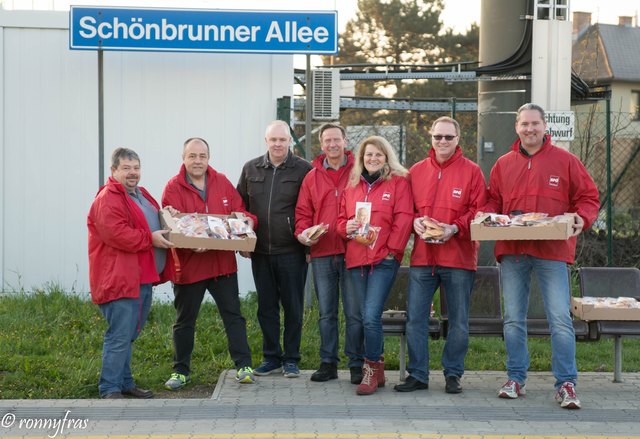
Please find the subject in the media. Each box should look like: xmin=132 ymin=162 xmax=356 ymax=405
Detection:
xmin=410 ymin=147 xmax=487 ymax=270
xmin=484 ymin=136 xmax=600 ymax=264
xmin=88 ymin=177 xmax=167 ymax=305
xmin=162 ymin=165 xmax=258 ymax=284
xmin=295 ymin=151 xmax=354 ymax=258
xmin=338 ymin=175 xmax=414 ymax=269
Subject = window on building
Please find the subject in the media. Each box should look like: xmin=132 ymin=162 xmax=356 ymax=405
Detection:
xmin=632 ymin=90 xmax=640 ymax=121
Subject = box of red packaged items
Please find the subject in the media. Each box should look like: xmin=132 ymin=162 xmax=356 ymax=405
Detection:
xmin=470 ymin=213 xmax=575 ymax=241
xmin=160 ymin=209 xmax=257 ymax=252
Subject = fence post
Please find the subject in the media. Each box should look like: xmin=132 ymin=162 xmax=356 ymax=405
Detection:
xmin=276 ymin=96 xmax=292 ymax=124
xmin=606 ymin=97 xmax=613 ymax=266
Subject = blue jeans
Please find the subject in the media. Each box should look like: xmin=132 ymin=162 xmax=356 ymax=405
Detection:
xmin=312 ymin=255 xmax=363 ymax=367
xmin=500 ymin=255 xmax=577 ymax=388
xmin=251 ymin=251 xmax=307 ymax=364
xmin=98 ymin=283 xmax=152 ymax=396
xmin=349 ymin=258 xmax=400 ymax=362
xmin=406 ymin=266 xmax=474 ymax=383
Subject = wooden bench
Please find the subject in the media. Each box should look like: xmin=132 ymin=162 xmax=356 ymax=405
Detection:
xmin=577 ymin=267 xmax=640 ymax=382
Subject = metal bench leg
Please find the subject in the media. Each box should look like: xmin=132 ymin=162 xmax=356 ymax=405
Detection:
xmin=399 ymin=333 xmax=407 ymax=381
xmin=613 ymin=335 xmax=623 ymax=383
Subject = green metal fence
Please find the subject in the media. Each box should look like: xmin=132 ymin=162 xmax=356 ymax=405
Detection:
xmin=281 ymin=97 xmax=640 ymax=268
xmin=572 ymin=102 xmax=640 ymax=267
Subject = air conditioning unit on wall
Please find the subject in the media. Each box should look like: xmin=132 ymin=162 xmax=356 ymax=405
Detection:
xmin=312 ymin=68 xmax=340 ymax=121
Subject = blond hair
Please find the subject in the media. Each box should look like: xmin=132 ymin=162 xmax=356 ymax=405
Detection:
xmin=348 ymin=136 xmax=408 ymax=187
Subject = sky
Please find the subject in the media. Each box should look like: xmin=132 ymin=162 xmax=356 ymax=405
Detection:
xmin=3 ymin=0 xmax=638 ymax=31
xmin=5 ymin=0 xmax=634 ymax=70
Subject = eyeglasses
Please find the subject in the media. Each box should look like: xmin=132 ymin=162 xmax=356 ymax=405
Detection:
xmin=432 ymin=135 xmax=457 ymax=141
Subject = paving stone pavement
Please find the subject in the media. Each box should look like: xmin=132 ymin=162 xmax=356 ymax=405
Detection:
xmin=1 ymin=370 xmax=639 ymax=438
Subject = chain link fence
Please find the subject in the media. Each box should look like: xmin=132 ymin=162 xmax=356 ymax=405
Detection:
xmin=294 ymin=107 xmax=480 ymax=169
xmin=572 ymin=104 xmax=640 ymax=267
xmin=287 ymin=99 xmax=640 ymax=268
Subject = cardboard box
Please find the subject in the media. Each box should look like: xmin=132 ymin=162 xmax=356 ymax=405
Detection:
xmin=470 ymin=214 xmax=575 ymax=241
xmin=160 ymin=210 xmax=257 ymax=252
xmin=571 ymin=297 xmax=640 ymax=321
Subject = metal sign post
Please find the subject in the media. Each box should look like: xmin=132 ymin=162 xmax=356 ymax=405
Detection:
xmin=69 ymin=6 xmax=338 ymax=189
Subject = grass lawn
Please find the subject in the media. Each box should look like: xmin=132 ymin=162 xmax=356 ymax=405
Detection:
xmin=0 ymin=289 xmax=638 ymax=399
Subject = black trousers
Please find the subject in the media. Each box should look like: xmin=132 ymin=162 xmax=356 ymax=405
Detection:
xmin=251 ymin=251 xmax=308 ymax=364
xmin=172 ymin=273 xmax=252 ymax=375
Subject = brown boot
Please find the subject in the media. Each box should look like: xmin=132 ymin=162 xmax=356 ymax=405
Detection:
xmin=378 ymin=355 xmax=386 ymax=387
xmin=356 ymin=359 xmax=380 ymax=395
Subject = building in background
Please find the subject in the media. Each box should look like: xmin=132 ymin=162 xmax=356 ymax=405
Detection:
xmin=0 ymin=10 xmax=293 ymax=297
xmin=572 ymin=12 xmax=640 ymax=213
xmin=572 ymin=13 xmax=640 ymax=122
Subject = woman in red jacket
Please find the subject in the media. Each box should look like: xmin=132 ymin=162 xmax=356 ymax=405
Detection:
xmin=338 ymin=136 xmax=414 ymax=395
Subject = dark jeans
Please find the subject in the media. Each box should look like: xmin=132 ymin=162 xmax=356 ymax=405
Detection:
xmin=312 ymin=255 xmax=363 ymax=367
xmin=406 ymin=266 xmax=475 ymax=383
xmin=349 ymin=258 xmax=400 ymax=361
xmin=172 ymin=273 xmax=252 ymax=375
xmin=251 ymin=251 xmax=308 ymax=364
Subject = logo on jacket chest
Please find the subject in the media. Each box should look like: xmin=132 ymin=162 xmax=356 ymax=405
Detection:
xmin=548 ymin=176 xmax=560 ymax=187
xmin=382 ymin=192 xmax=392 ymax=202
xmin=452 ymin=188 xmax=462 ymax=199
xmin=222 ymin=197 xmax=229 ymax=207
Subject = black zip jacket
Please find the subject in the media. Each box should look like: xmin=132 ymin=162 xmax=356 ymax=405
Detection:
xmin=237 ymin=151 xmax=312 ymax=255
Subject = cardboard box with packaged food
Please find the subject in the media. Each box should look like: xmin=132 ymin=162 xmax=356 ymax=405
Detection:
xmin=160 ymin=209 xmax=257 ymax=252
xmin=470 ymin=213 xmax=575 ymax=241
xmin=571 ymin=296 xmax=640 ymax=321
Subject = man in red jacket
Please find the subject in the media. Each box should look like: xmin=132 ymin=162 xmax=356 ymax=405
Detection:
xmin=162 ymin=138 xmax=258 ymax=390
xmin=484 ymin=103 xmax=600 ymax=409
xmin=88 ymin=148 xmax=174 ymax=399
xmin=295 ymin=123 xmax=363 ymax=384
xmin=394 ymin=117 xmax=487 ymax=395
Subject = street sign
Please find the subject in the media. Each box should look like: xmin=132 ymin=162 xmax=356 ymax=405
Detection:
xmin=69 ymin=6 xmax=338 ymax=54
xmin=545 ymin=111 xmax=575 ymax=141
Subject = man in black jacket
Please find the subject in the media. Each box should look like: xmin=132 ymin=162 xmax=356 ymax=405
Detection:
xmin=237 ymin=120 xmax=312 ymax=378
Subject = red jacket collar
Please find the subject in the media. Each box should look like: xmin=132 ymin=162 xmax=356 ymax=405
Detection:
xmin=311 ymin=150 xmax=355 ymax=171
xmin=428 ymin=145 xmax=463 ymax=169
xmin=177 ymin=164 xmax=218 ymax=188
xmin=510 ymin=134 xmax=553 ymax=155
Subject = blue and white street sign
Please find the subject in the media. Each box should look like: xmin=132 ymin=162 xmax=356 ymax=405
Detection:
xmin=70 ymin=6 xmax=338 ymax=54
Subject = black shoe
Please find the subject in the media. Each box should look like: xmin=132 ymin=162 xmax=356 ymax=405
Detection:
xmin=310 ymin=362 xmax=338 ymax=382
xmin=122 ymin=386 xmax=154 ymax=398
xmin=349 ymin=366 xmax=363 ymax=384
xmin=394 ymin=376 xmax=429 ymax=392
xmin=101 ymin=392 xmax=124 ymax=399
xmin=445 ymin=376 xmax=462 ymax=394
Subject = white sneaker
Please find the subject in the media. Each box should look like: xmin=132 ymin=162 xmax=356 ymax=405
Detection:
xmin=555 ymin=382 xmax=581 ymax=409
xmin=497 ymin=379 xmax=526 ymax=399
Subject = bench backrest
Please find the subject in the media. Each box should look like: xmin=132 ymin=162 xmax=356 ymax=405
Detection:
xmin=384 ymin=265 xmax=410 ymax=311
xmin=578 ymin=267 xmax=640 ymax=299
xmin=578 ymin=267 xmax=640 ymax=337
xmin=440 ymin=266 xmax=501 ymax=319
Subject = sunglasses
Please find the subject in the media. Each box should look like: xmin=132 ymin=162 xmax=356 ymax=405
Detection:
xmin=432 ymin=135 xmax=457 ymax=141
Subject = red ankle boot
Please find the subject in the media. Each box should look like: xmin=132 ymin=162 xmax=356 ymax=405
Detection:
xmin=378 ymin=355 xmax=386 ymax=387
xmin=356 ymin=359 xmax=380 ymax=395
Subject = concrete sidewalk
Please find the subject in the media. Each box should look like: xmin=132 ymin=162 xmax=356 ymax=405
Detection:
xmin=1 ymin=370 xmax=639 ymax=438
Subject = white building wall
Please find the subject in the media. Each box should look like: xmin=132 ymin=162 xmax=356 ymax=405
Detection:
xmin=0 ymin=10 xmax=293 ymax=297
